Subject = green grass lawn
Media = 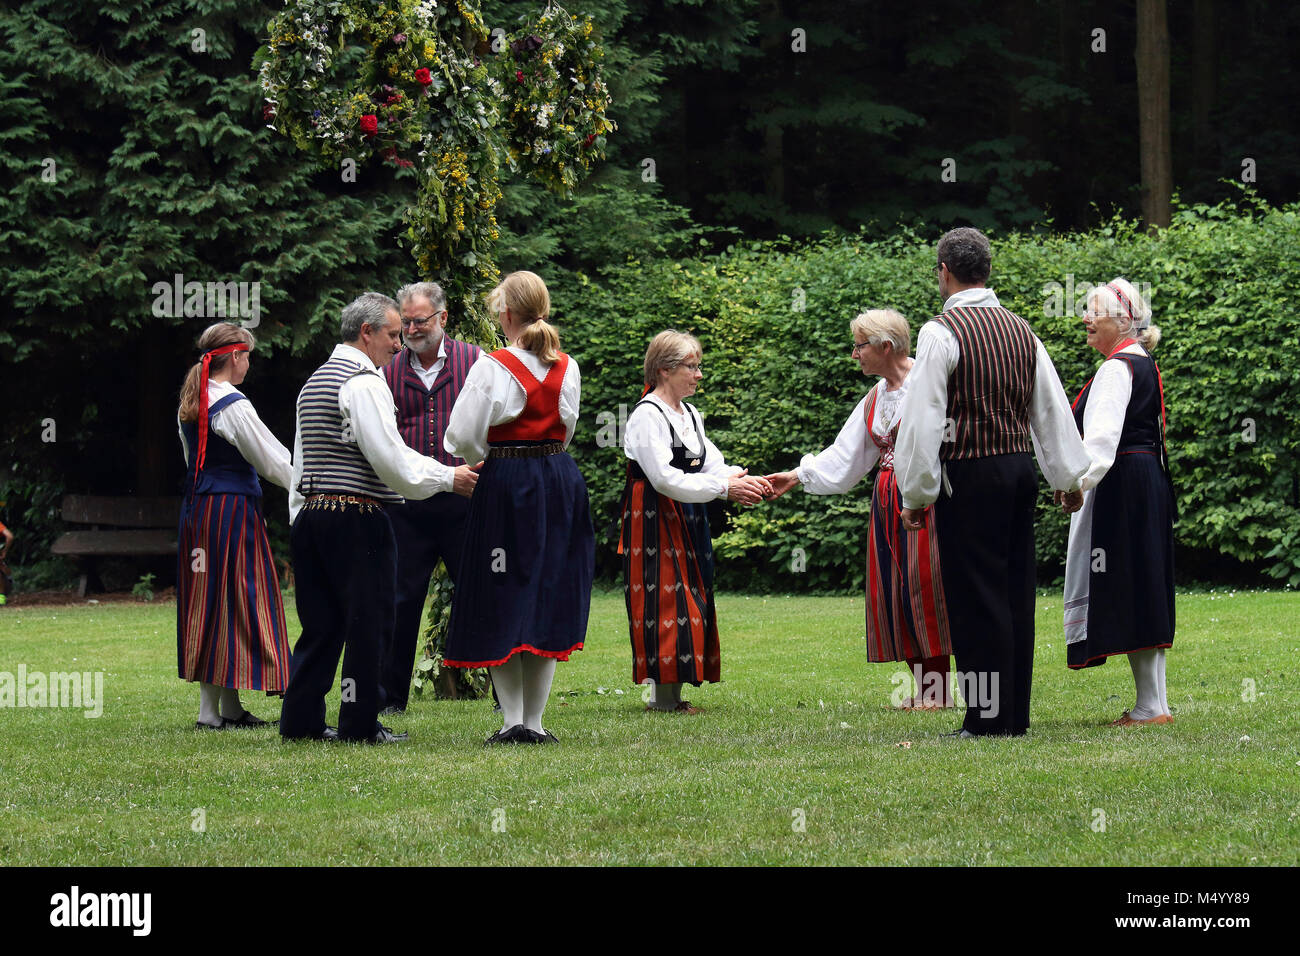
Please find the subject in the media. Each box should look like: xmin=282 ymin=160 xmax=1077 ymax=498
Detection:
xmin=0 ymin=589 xmax=1296 ymax=866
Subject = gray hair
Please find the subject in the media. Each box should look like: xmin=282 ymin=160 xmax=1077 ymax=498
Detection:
xmin=396 ymin=281 xmax=446 ymax=313
xmin=850 ymin=309 xmax=911 ymax=356
xmin=937 ymin=227 xmax=992 ymax=285
xmin=340 ymin=292 xmax=400 ymax=342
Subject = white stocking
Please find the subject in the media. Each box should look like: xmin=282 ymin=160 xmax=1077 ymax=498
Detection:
xmin=1154 ymin=647 xmax=1169 ymax=715
xmin=1127 ymin=648 xmax=1161 ymax=720
xmin=198 ymin=683 xmax=222 ymax=725
xmin=491 ymin=654 xmax=525 ymax=732
xmin=521 ymin=654 xmax=557 ymax=733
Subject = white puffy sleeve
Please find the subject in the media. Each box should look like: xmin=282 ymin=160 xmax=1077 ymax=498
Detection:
xmin=796 ymin=391 xmax=880 ymax=495
xmin=623 ymin=403 xmax=729 ymax=503
xmin=210 ymin=394 xmax=293 ymax=490
xmin=1077 ymin=357 xmax=1134 ymax=492
xmin=1028 ymin=337 xmax=1091 ymax=492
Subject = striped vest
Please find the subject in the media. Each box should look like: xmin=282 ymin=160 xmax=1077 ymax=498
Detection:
xmin=935 ymin=305 xmax=1036 ymax=460
xmin=382 ymin=337 xmax=481 ymax=466
xmin=296 ymin=353 xmax=403 ymax=502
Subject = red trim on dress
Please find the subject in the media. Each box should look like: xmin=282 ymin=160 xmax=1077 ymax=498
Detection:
xmin=1066 ymin=641 xmax=1173 ymax=670
xmin=443 ymin=642 xmax=585 ymax=669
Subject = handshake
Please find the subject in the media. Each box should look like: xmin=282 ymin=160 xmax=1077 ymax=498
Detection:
xmin=726 ymin=470 xmax=802 ymax=507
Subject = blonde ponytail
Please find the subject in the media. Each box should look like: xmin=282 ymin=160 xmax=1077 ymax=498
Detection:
xmin=490 ymin=270 xmax=561 ymax=365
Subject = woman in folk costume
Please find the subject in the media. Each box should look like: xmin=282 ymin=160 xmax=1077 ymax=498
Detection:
xmin=1059 ymin=278 xmax=1175 ymax=725
xmin=620 ymin=331 xmax=772 ymax=714
xmin=443 ymin=271 xmax=594 ymax=745
xmin=176 ymin=322 xmax=293 ymax=729
xmin=766 ymin=310 xmax=953 ymax=709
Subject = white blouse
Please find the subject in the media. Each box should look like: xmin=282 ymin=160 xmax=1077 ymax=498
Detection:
xmin=1078 ymin=342 xmax=1143 ymax=492
xmin=795 ymin=380 xmax=908 ymax=495
xmin=444 ymin=347 xmax=581 ymax=465
xmin=622 ymin=393 xmax=742 ymax=503
xmin=178 ymin=380 xmax=292 ymax=490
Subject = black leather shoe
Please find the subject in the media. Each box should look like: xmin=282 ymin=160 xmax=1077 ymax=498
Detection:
xmin=367 ymin=725 xmax=408 ymax=744
xmin=195 ymin=719 xmax=227 ymax=731
xmin=528 ymin=728 xmax=559 ymax=744
xmin=378 ymin=704 xmax=404 ymax=717
xmin=224 ymin=710 xmax=274 ymax=728
xmin=316 ymin=726 xmax=340 ymax=741
xmin=942 ymin=728 xmax=976 ymax=739
xmin=484 ymin=724 xmax=528 ymax=745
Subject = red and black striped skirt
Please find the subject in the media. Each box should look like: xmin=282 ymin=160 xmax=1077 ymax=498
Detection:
xmin=865 ymin=468 xmax=952 ymax=662
xmin=621 ymin=480 xmax=720 ymax=686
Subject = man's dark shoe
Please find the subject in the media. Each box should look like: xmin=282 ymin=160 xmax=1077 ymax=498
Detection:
xmin=367 ymin=725 xmax=408 ymax=744
xmin=378 ymin=704 xmax=404 ymax=717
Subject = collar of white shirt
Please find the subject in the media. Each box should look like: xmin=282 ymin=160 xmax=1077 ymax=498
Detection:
xmin=333 ymin=342 xmax=377 ymax=371
xmin=942 ymin=286 xmax=1001 ymax=312
xmin=410 ymin=337 xmax=447 ymax=373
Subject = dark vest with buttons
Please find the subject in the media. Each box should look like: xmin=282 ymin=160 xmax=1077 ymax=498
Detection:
xmin=383 ymin=337 xmax=481 ymax=466
xmin=296 ymin=352 xmax=403 ymax=502
xmin=934 ymin=305 xmax=1037 ymax=461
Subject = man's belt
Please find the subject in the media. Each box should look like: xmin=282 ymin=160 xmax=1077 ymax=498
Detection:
xmin=303 ymin=494 xmax=385 ymax=513
xmin=487 ymin=442 xmax=564 ymax=459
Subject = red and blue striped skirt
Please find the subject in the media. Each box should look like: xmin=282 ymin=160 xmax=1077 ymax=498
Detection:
xmin=176 ymin=493 xmax=290 ymax=691
xmin=865 ymin=468 xmax=952 ymax=662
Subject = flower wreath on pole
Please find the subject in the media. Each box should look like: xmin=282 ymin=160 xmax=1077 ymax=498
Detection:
xmin=255 ymin=0 xmax=615 ymax=699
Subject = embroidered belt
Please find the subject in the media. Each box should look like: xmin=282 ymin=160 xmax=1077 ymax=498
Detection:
xmin=487 ymin=442 xmax=564 ymax=459
xmin=304 ymin=494 xmax=385 ymax=513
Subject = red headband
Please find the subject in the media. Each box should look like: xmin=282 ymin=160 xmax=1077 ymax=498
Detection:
xmin=195 ymin=343 xmax=250 ymax=476
xmin=1106 ymin=282 xmax=1136 ymax=326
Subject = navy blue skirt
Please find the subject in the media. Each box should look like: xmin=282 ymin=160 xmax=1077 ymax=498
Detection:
xmin=443 ymin=448 xmax=595 ymax=667
xmin=1067 ymin=450 xmax=1176 ymax=668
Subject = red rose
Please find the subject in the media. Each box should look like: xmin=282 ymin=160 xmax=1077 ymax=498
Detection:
xmin=415 ymin=68 xmax=432 ymax=86
xmin=516 ymin=70 xmax=524 ymax=83
xmin=262 ymin=102 xmax=276 ymax=121
xmin=360 ymin=114 xmax=378 ymax=137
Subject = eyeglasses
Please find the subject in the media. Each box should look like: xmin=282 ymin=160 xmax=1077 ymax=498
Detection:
xmin=851 ymin=339 xmax=881 ymax=355
xmin=679 ymin=362 xmax=702 ymax=373
xmin=403 ymin=313 xmax=440 ymax=329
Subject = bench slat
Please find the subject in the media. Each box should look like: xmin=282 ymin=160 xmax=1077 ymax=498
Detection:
xmin=61 ymin=495 xmax=182 ymax=527
xmin=52 ymin=530 xmax=178 ymax=557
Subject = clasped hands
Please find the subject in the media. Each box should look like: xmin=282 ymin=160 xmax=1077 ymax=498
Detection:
xmin=728 ymin=469 xmax=774 ymax=506
xmin=1054 ymin=488 xmax=1084 ymax=514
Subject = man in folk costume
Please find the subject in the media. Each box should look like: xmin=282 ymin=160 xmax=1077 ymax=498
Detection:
xmin=896 ymin=228 xmax=1090 ymax=737
xmin=280 ymin=292 xmax=457 ymax=744
xmin=377 ymin=281 xmax=482 ymax=715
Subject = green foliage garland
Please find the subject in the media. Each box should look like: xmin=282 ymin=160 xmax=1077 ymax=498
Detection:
xmin=257 ymin=0 xmax=616 ymax=698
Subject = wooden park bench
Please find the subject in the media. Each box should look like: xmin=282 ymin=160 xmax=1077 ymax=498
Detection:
xmin=51 ymin=495 xmax=181 ymax=596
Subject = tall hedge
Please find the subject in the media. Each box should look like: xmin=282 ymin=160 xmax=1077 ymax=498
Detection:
xmin=554 ymin=197 xmax=1300 ymax=591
